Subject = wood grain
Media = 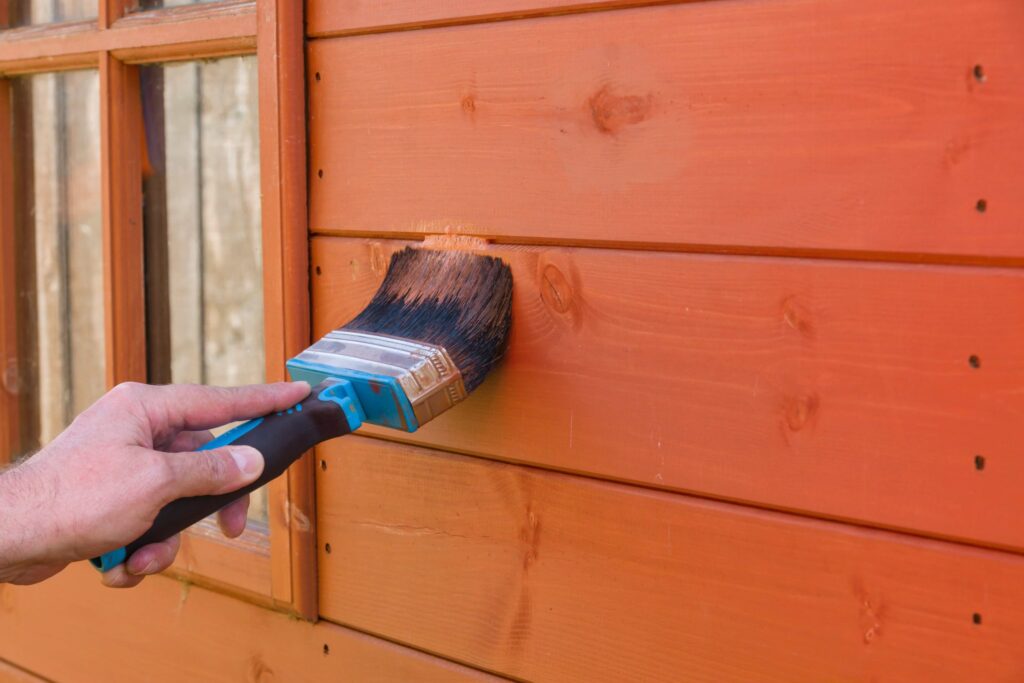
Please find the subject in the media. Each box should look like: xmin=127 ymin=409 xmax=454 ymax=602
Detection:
xmin=316 ymin=435 xmax=1024 ymax=681
xmin=308 ymin=0 xmax=696 ymax=37
xmin=0 ymin=564 xmax=506 ymax=683
xmin=99 ymin=55 xmax=146 ymax=387
xmin=312 ymin=237 xmax=1024 ymax=551
xmin=307 ymin=0 xmax=1024 ymax=258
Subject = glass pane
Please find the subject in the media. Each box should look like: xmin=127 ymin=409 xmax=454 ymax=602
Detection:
xmin=10 ymin=71 xmax=104 ymax=457
xmin=8 ymin=0 xmax=95 ymax=26
xmin=140 ymin=56 xmax=266 ymax=524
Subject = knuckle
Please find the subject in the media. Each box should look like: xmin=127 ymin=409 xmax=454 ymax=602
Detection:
xmin=109 ymin=381 xmax=146 ymax=404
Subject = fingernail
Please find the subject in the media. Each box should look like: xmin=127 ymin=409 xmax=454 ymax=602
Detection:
xmin=290 ymin=380 xmax=311 ymax=390
xmin=230 ymin=446 xmax=264 ymax=476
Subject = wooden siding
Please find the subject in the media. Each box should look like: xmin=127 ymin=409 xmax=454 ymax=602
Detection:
xmin=0 ymin=564 xmax=505 ymax=683
xmin=312 ymin=237 xmax=1024 ymax=552
xmin=301 ymin=0 xmax=1024 ymax=679
xmin=307 ymin=0 xmax=1024 ymax=260
xmin=315 ymin=435 xmax=1024 ymax=681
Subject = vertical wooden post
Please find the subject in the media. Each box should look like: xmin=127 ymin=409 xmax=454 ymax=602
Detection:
xmin=0 ymin=78 xmax=17 ymax=463
xmin=100 ymin=54 xmax=146 ymax=387
xmin=99 ymin=0 xmax=126 ymax=30
xmin=140 ymin=65 xmax=171 ymax=385
xmin=257 ymin=0 xmax=315 ymax=618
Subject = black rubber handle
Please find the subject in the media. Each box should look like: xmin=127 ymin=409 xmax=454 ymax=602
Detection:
xmin=95 ymin=381 xmax=355 ymax=567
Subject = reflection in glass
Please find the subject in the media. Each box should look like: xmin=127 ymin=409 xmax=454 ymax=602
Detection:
xmin=11 ymin=71 xmax=104 ymax=456
xmin=8 ymin=0 xmax=95 ymax=26
xmin=141 ymin=56 xmax=265 ymax=522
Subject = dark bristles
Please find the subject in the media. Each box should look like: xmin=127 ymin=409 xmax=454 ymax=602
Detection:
xmin=343 ymin=247 xmax=513 ymax=392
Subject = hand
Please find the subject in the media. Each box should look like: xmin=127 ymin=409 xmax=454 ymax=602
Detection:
xmin=0 ymin=380 xmax=311 ymax=588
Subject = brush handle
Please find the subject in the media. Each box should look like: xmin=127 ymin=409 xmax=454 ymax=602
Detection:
xmin=89 ymin=380 xmax=364 ymax=572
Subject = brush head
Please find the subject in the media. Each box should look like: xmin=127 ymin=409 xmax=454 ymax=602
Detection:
xmin=343 ymin=247 xmax=514 ymax=392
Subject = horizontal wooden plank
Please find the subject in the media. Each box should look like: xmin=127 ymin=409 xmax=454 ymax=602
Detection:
xmin=307 ymin=0 xmax=1024 ymax=258
xmin=0 ymin=1 xmax=256 ymax=75
xmin=312 ymin=237 xmax=1024 ymax=551
xmin=316 ymin=435 xmax=1024 ymax=681
xmin=0 ymin=564 xmax=505 ymax=683
xmin=307 ymin=0 xmax=686 ymax=38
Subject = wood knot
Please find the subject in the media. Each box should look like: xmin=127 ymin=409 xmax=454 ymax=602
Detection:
xmin=283 ymin=501 xmax=311 ymax=533
xmin=520 ymin=508 xmax=541 ymax=570
xmin=944 ymin=136 xmax=971 ymax=167
xmin=461 ymin=94 xmax=477 ymax=116
xmin=784 ymin=393 xmax=819 ymax=432
xmin=540 ymin=264 xmax=573 ymax=315
xmin=368 ymin=243 xmax=387 ymax=276
xmin=851 ymin=578 xmax=885 ymax=646
xmin=248 ymin=656 xmax=275 ymax=683
xmin=781 ymin=296 xmax=815 ymax=339
xmin=588 ymin=85 xmax=652 ymax=135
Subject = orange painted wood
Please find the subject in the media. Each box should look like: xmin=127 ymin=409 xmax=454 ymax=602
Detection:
xmin=111 ymin=0 xmax=255 ymax=64
xmin=308 ymin=0 xmax=691 ymax=37
xmin=0 ymin=2 xmax=256 ymax=75
xmin=99 ymin=55 xmax=146 ymax=387
xmin=256 ymin=0 xmax=315 ymax=618
xmin=100 ymin=0 xmax=125 ymax=29
xmin=0 ymin=564 xmax=506 ymax=683
xmin=0 ymin=22 xmax=98 ymax=75
xmin=316 ymin=435 xmax=1024 ymax=681
xmin=0 ymin=660 xmax=46 ymax=683
xmin=307 ymin=0 xmax=1024 ymax=258
xmin=312 ymin=237 xmax=1024 ymax=551
xmin=0 ymin=79 xmax=16 ymax=463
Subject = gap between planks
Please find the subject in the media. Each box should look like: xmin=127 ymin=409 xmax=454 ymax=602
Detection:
xmin=308 ymin=228 xmax=1024 ymax=270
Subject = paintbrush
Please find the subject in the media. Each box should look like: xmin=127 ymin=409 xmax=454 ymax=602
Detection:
xmin=91 ymin=246 xmax=513 ymax=572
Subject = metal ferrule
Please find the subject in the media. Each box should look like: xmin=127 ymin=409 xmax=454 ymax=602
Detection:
xmin=287 ymin=329 xmax=467 ymax=431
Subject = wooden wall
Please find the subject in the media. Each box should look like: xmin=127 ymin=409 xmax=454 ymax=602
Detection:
xmin=304 ymin=0 xmax=1024 ymax=680
xmin=3 ymin=0 xmax=1024 ymax=681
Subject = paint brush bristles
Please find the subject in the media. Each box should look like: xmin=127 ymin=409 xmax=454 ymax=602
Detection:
xmin=343 ymin=247 xmax=514 ymax=392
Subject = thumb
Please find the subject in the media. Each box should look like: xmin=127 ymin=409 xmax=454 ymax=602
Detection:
xmin=163 ymin=445 xmax=264 ymax=499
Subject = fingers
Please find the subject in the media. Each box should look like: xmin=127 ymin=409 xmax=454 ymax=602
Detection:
xmin=103 ymin=381 xmax=310 ymax=439
xmin=216 ymin=495 xmax=251 ymax=538
xmin=142 ymin=381 xmax=311 ymax=434
xmin=101 ymin=535 xmax=181 ymax=589
xmin=162 ymin=445 xmax=264 ymax=500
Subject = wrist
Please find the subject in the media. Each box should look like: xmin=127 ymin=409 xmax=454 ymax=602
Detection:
xmin=0 ymin=463 xmax=50 ymax=576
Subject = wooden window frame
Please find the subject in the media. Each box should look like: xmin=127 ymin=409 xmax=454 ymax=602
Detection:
xmin=0 ymin=0 xmax=315 ymax=619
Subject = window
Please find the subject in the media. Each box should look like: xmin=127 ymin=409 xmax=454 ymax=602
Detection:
xmin=7 ymin=71 xmax=104 ymax=457
xmin=0 ymin=1 xmax=312 ymax=617
xmin=142 ymin=56 xmax=268 ymax=524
